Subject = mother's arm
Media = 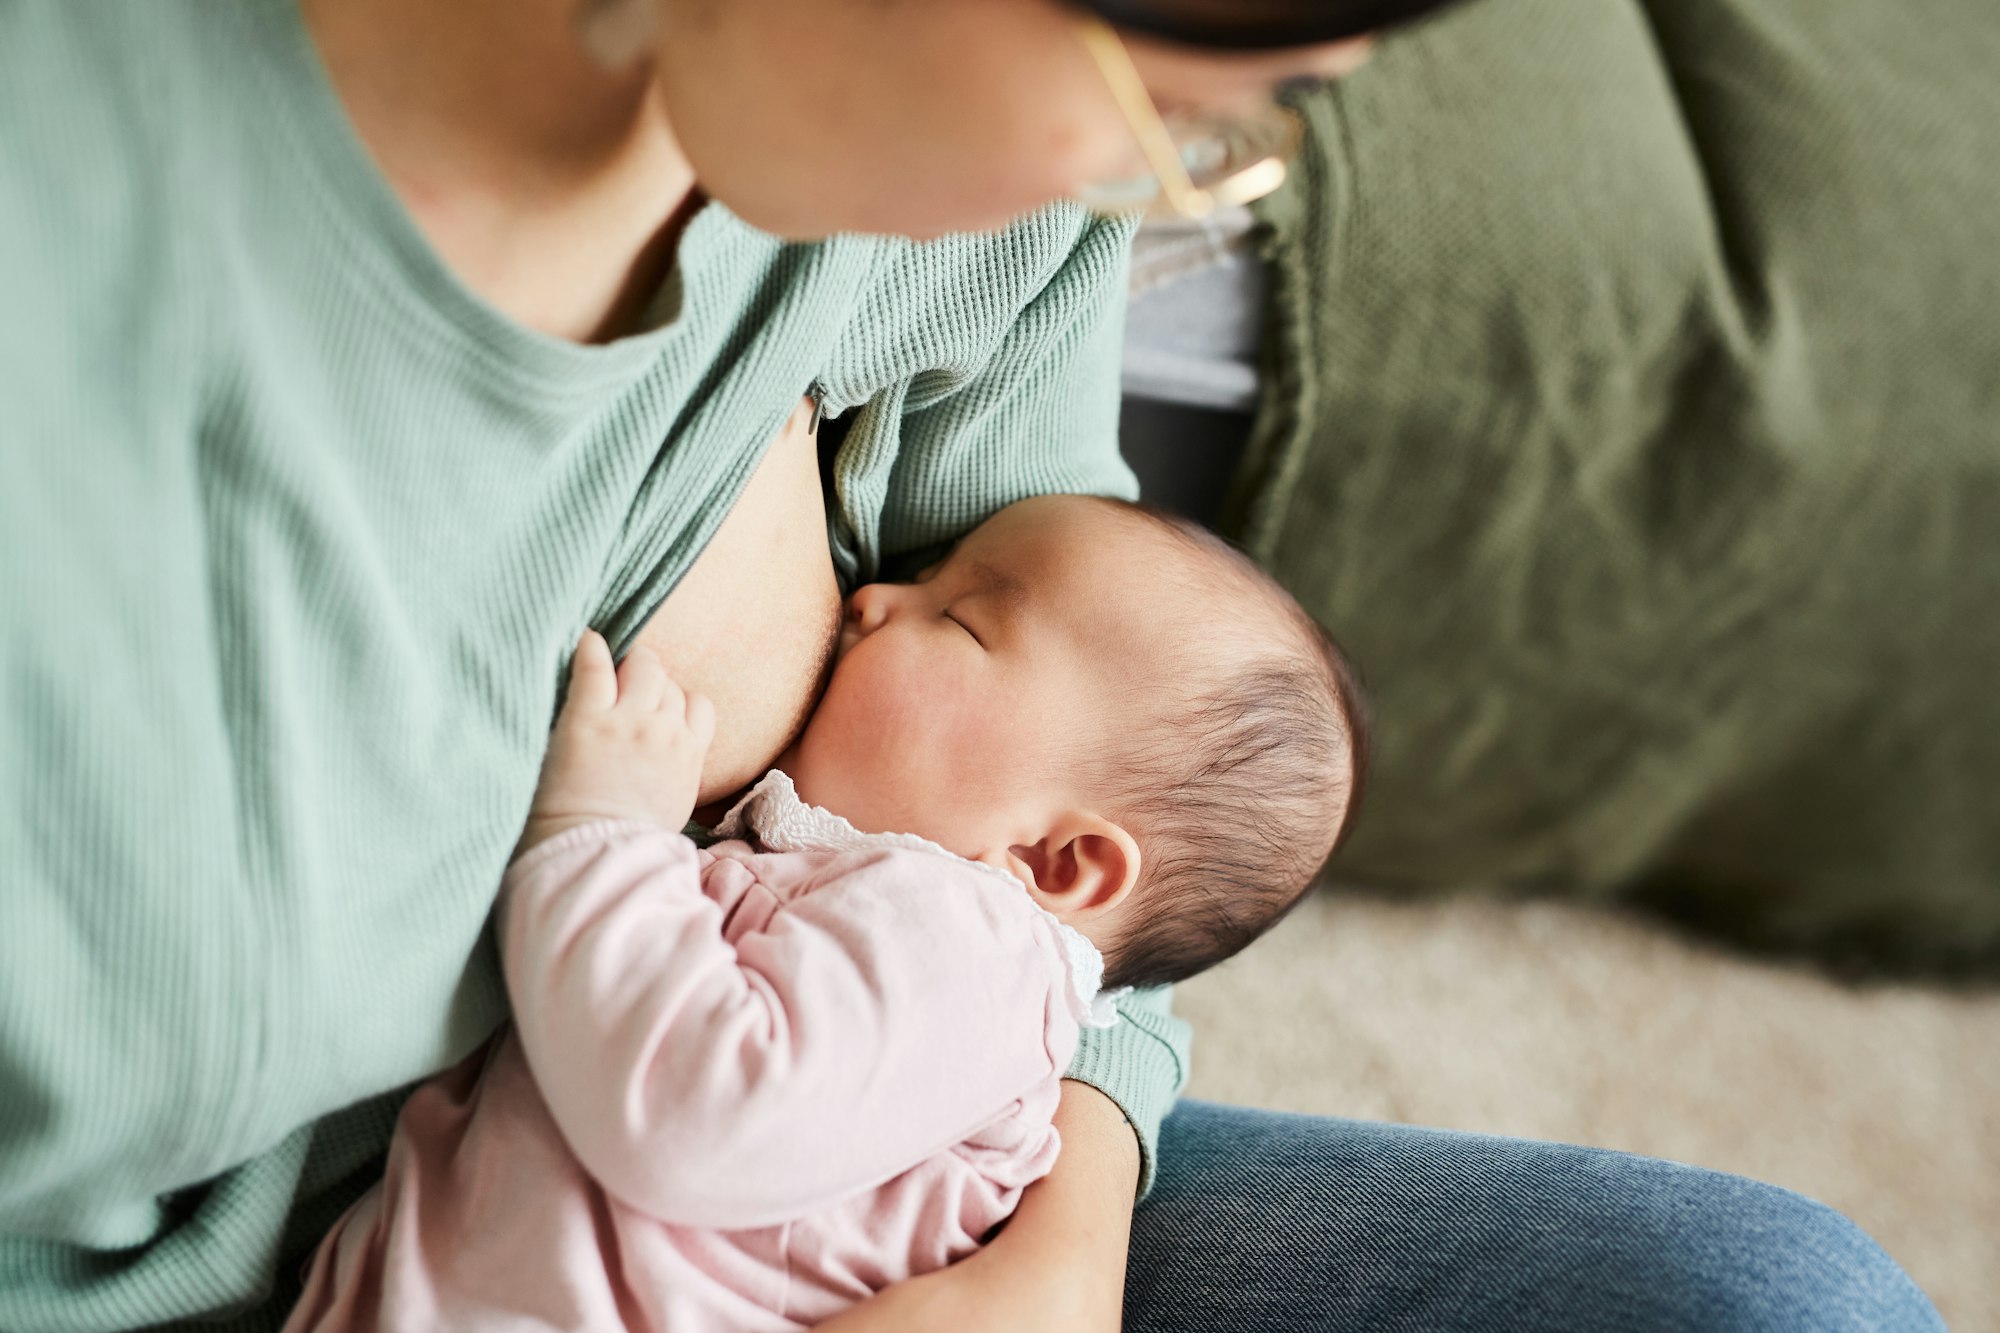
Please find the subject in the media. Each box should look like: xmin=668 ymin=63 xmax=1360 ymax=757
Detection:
xmin=815 ymin=1081 xmax=1139 ymax=1333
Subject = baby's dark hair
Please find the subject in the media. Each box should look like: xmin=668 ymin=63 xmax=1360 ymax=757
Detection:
xmin=1087 ymin=501 xmax=1371 ymax=992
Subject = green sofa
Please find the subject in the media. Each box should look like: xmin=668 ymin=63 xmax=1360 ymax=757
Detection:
xmin=1232 ymin=0 xmax=2000 ymax=974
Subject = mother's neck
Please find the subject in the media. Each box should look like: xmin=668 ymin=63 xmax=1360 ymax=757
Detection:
xmin=303 ymin=0 xmax=699 ymax=343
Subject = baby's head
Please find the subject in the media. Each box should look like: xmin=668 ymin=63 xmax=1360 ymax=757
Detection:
xmin=779 ymin=494 xmax=1368 ymax=990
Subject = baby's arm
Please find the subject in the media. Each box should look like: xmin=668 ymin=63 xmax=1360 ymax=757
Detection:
xmin=504 ymin=635 xmax=1077 ymax=1231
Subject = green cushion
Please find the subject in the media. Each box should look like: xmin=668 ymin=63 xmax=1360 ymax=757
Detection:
xmin=1235 ymin=0 xmax=2000 ymax=973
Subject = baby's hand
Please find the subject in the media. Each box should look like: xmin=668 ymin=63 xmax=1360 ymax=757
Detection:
xmin=517 ymin=631 xmax=715 ymax=856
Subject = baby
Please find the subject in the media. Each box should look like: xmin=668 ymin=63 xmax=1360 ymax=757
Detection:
xmin=285 ymin=493 xmax=1367 ymax=1333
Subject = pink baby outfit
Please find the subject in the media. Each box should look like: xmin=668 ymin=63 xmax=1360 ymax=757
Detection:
xmin=284 ymin=771 xmax=1115 ymax=1333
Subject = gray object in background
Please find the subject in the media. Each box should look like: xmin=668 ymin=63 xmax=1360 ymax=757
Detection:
xmin=1118 ymin=211 xmax=1268 ymax=527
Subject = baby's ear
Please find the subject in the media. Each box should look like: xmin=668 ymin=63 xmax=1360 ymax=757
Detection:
xmin=1007 ymin=813 xmax=1141 ymax=921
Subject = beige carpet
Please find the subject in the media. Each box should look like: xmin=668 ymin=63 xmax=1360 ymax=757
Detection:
xmin=1175 ymin=894 xmax=2000 ymax=1329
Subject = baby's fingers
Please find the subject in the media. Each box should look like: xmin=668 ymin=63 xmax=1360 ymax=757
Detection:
xmin=564 ymin=631 xmax=618 ymax=713
xmin=683 ymin=691 xmax=716 ymax=747
xmin=616 ymin=644 xmax=668 ymax=711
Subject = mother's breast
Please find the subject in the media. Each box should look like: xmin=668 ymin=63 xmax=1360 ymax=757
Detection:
xmin=636 ymin=395 xmax=843 ymax=805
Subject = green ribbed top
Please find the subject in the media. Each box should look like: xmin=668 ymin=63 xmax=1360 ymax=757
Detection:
xmin=0 ymin=3 xmax=1188 ymax=1327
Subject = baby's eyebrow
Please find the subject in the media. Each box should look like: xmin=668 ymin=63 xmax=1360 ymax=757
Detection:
xmin=962 ymin=558 xmax=1029 ymax=613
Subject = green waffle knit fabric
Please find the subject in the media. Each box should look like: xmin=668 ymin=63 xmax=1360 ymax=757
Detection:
xmin=0 ymin=3 xmax=1188 ymax=1328
xmin=1235 ymin=0 xmax=2000 ymax=971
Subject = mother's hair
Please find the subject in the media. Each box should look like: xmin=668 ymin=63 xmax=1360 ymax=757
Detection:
xmin=1073 ymin=0 xmax=1465 ymax=49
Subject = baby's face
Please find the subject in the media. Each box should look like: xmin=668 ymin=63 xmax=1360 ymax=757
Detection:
xmin=777 ymin=494 xmax=1181 ymax=862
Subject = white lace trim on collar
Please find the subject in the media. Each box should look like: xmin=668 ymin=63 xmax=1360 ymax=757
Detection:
xmin=714 ymin=770 xmax=1125 ymax=1029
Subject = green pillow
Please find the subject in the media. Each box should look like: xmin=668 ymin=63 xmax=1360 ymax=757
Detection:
xmin=1234 ymin=0 xmax=2000 ymax=974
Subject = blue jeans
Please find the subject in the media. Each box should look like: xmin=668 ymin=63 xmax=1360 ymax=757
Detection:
xmin=1126 ymin=1102 xmax=1941 ymax=1331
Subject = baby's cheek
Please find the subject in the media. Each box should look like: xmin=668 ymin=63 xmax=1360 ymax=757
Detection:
xmin=853 ymin=664 xmax=1002 ymax=816
xmin=921 ymin=676 xmax=1027 ymax=796
xmin=945 ymin=690 xmax=1015 ymax=759
xmin=793 ymin=657 xmax=946 ymax=808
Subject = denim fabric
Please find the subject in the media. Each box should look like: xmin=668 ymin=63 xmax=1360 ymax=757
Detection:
xmin=1126 ymin=1101 xmax=1942 ymax=1331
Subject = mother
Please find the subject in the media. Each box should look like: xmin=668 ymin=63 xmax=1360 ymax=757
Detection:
xmin=0 ymin=0 xmax=1939 ymax=1328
